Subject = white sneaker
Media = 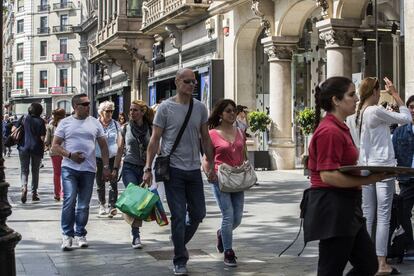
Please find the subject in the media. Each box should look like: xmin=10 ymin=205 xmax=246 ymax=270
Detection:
xmin=75 ymin=236 xmax=88 ymax=248
xmin=98 ymin=204 xmax=107 ymax=216
xmin=131 ymin=236 xmax=143 ymax=249
xmin=61 ymin=235 xmax=73 ymax=251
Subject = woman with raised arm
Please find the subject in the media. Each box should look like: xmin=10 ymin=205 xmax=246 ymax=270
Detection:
xmin=302 ymin=76 xmax=392 ymax=276
xmin=352 ymin=77 xmax=410 ymax=275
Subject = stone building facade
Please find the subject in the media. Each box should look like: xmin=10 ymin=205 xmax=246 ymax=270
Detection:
xmin=140 ymin=0 xmax=406 ymax=170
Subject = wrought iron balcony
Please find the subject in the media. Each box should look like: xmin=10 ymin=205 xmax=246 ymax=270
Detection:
xmin=141 ymin=0 xmax=209 ymax=34
xmin=38 ymin=4 xmax=50 ymax=12
xmin=11 ymin=89 xmax=27 ymax=97
xmin=53 ymin=2 xmax=75 ymax=11
xmin=37 ymin=27 xmax=50 ymax=34
xmin=52 ymin=53 xmax=74 ymax=62
xmin=48 ymin=86 xmax=77 ymax=95
xmin=52 ymin=25 xmax=73 ymax=34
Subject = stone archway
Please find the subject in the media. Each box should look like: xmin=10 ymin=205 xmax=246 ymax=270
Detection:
xmin=234 ymin=18 xmax=263 ymax=111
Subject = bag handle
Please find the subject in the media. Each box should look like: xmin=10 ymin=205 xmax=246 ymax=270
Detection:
xmin=169 ymin=98 xmax=193 ymax=156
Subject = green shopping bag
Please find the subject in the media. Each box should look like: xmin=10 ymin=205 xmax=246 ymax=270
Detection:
xmin=115 ymin=182 xmax=159 ymax=220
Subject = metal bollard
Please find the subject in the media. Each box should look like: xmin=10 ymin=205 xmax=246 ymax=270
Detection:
xmin=0 ymin=158 xmax=22 ymax=276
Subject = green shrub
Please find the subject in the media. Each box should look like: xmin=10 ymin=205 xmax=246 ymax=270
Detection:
xmin=296 ymin=108 xmax=315 ymax=136
xmin=248 ymin=111 xmax=272 ymax=134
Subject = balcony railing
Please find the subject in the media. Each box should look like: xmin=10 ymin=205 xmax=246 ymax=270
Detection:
xmin=38 ymin=4 xmax=50 ymax=12
xmin=37 ymin=27 xmax=50 ymax=34
xmin=48 ymin=86 xmax=76 ymax=95
xmin=141 ymin=0 xmax=209 ymax=33
xmin=11 ymin=89 xmax=27 ymax=97
xmin=53 ymin=2 xmax=75 ymax=10
xmin=52 ymin=25 xmax=73 ymax=34
xmin=52 ymin=53 xmax=74 ymax=62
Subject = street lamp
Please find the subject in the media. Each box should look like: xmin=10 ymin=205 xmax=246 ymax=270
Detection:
xmin=0 ymin=5 xmax=22 ymax=276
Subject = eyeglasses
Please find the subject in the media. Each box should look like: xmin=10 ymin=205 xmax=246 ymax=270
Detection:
xmin=105 ymin=110 xmax=114 ymax=113
xmin=182 ymin=79 xmax=197 ymax=85
xmin=224 ymin=108 xmax=236 ymax=113
xmin=77 ymin=102 xmax=90 ymax=107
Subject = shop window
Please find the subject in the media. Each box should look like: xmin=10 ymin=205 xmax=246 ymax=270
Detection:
xmin=57 ymin=100 xmax=71 ymax=114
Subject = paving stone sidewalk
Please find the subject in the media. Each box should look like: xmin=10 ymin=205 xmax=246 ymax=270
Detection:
xmin=4 ymin=150 xmax=414 ymax=275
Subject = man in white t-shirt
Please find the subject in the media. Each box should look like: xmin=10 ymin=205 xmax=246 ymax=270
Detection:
xmin=52 ymin=93 xmax=111 ymax=251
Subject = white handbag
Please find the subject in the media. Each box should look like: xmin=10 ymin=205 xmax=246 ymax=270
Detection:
xmin=217 ymin=160 xmax=257 ymax=193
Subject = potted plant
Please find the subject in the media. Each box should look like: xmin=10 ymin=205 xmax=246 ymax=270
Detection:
xmin=295 ymin=107 xmax=316 ymax=175
xmin=247 ymin=111 xmax=272 ymax=170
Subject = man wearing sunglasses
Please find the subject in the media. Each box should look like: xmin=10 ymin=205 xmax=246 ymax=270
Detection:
xmin=144 ymin=68 xmax=215 ymax=275
xmin=51 ymin=93 xmax=111 ymax=251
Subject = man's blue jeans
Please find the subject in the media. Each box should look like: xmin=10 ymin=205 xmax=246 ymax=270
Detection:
xmin=61 ymin=167 xmax=95 ymax=237
xmin=211 ymin=182 xmax=244 ymax=250
xmin=164 ymin=167 xmax=206 ymax=266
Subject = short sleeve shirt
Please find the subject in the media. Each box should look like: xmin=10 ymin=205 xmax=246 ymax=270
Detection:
xmin=308 ymin=113 xmax=358 ymax=188
xmin=17 ymin=115 xmax=47 ymax=157
xmin=153 ymin=98 xmax=208 ymax=171
xmin=54 ymin=116 xmax=105 ymax=172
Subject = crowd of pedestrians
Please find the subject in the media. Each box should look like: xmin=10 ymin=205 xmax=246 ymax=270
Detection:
xmin=7 ymin=68 xmax=414 ymax=276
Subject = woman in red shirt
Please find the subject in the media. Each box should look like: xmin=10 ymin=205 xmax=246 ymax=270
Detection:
xmin=203 ymin=99 xmax=246 ymax=267
xmin=303 ymin=76 xmax=392 ymax=276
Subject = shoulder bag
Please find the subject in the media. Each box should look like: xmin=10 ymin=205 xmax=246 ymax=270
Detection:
xmin=217 ymin=129 xmax=257 ymax=192
xmin=5 ymin=115 xmax=25 ymax=147
xmin=154 ymin=98 xmax=193 ymax=182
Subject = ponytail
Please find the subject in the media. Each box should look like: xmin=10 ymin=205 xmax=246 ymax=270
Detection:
xmin=314 ymin=85 xmax=322 ymax=132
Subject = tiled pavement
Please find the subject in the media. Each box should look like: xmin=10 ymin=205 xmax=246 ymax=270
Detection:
xmin=4 ymin=150 xmax=414 ymax=275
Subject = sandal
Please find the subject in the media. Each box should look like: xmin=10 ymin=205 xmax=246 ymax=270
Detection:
xmin=376 ymin=267 xmax=401 ymax=276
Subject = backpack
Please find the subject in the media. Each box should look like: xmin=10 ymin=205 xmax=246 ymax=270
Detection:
xmin=5 ymin=116 xmax=25 ymax=147
xmin=387 ymin=193 xmax=406 ymax=263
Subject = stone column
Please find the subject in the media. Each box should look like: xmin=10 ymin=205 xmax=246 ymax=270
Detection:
xmin=392 ymin=34 xmax=401 ymax=94
xmin=262 ymin=36 xmax=297 ymax=170
xmin=317 ymin=19 xmax=360 ymax=79
xmin=405 ymin=0 xmax=414 ymax=98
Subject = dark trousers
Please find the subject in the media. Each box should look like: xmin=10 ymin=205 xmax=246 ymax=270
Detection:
xmin=318 ymin=226 xmax=378 ymax=276
xmin=164 ymin=167 xmax=206 ymax=266
xmin=399 ymin=181 xmax=414 ymax=249
xmin=96 ymin=157 xmax=118 ymax=208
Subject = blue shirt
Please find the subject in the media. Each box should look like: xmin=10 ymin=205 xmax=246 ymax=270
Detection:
xmin=392 ymin=122 xmax=414 ymax=182
xmin=17 ymin=115 xmax=47 ymax=157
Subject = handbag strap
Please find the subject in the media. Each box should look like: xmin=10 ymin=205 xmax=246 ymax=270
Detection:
xmin=169 ymin=98 xmax=193 ymax=156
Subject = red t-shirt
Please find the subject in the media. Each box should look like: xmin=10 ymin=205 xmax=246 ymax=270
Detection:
xmin=210 ymin=128 xmax=245 ymax=172
xmin=308 ymin=113 xmax=358 ymax=188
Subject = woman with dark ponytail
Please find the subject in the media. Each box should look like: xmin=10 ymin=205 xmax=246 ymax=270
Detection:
xmin=302 ymin=76 xmax=392 ymax=276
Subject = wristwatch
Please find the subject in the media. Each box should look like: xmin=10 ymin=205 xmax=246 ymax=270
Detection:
xmin=103 ymin=165 xmax=110 ymax=169
xmin=143 ymin=166 xmax=152 ymax=173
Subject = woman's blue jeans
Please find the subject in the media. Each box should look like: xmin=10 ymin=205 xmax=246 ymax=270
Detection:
xmin=211 ymin=182 xmax=244 ymax=251
xmin=121 ymin=162 xmax=144 ymax=237
xmin=61 ymin=167 xmax=95 ymax=237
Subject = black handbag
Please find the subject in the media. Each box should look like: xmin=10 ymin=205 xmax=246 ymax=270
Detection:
xmin=154 ymin=99 xmax=193 ymax=182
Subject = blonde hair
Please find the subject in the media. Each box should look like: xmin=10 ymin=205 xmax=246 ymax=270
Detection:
xmin=98 ymin=101 xmax=115 ymax=116
xmin=355 ymin=77 xmax=380 ymax=125
xmin=131 ymin=100 xmax=154 ymax=124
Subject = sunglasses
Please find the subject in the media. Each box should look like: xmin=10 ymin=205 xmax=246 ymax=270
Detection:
xmin=224 ymin=108 xmax=236 ymax=113
xmin=105 ymin=110 xmax=114 ymax=113
xmin=77 ymin=102 xmax=90 ymax=107
xmin=182 ymin=79 xmax=197 ymax=85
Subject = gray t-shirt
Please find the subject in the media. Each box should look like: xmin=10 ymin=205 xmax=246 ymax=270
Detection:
xmin=122 ymin=122 xmax=151 ymax=166
xmin=153 ymin=97 xmax=208 ymax=171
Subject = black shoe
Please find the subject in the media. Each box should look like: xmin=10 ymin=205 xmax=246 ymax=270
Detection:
xmin=32 ymin=193 xmax=40 ymax=202
xmin=224 ymin=249 xmax=237 ymax=267
xmin=216 ymin=229 xmax=224 ymax=253
xmin=21 ymin=188 xmax=27 ymax=204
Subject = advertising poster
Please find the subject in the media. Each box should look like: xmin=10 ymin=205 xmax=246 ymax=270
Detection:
xmin=149 ymin=85 xmax=157 ymax=106
xmin=200 ymin=72 xmax=210 ymax=113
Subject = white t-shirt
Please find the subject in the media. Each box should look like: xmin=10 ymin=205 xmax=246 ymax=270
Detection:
xmin=358 ymin=105 xmax=411 ymax=166
xmin=54 ymin=115 xmax=105 ymax=172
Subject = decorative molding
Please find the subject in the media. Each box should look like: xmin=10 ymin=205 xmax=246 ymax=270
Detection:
xmin=319 ymin=29 xmax=354 ymax=47
xmin=251 ymin=0 xmax=272 ymax=37
xmin=315 ymin=0 xmax=329 ymax=12
xmin=264 ymin=45 xmax=294 ymax=60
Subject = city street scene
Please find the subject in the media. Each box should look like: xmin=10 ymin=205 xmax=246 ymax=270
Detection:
xmin=2 ymin=0 xmax=414 ymax=276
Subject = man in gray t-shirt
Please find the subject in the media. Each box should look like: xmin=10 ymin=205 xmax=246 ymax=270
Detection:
xmin=144 ymin=68 xmax=215 ymax=275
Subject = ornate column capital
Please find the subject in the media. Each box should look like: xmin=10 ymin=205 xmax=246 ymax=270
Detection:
xmin=262 ymin=36 xmax=298 ymax=61
xmin=316 ymin=18 xmax=361 ymax=48
xmin=251 ymin=0 xmax=272 ymax=37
